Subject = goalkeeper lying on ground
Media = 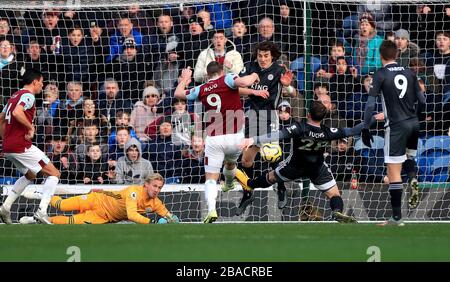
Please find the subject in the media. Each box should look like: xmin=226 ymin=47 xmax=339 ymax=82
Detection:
xmin=21 ymin=173 xmax=179 ymax=224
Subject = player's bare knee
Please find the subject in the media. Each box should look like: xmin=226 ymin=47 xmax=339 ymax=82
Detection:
xmin=324 ymin=185 xmax=340 ymax=199
xmin=267 ymin=171 xmax=277 ymax=183
xmin=25 ymin=171 xmax=36 ymax=181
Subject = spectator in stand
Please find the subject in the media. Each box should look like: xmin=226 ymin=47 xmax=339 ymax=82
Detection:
xmin=108 ymin=111 xmax=137 ymax=147
xmin=146 ymin=98 xmax=201 ymax=145
xmin=277 ymin=100 xmax=294 ymax=158
xmin=46 ymin=134 xmax=77 ymax=184
xmin=250 ymin=17 xmax=288 ymax=58
xmin=130 ymin=85 xmax=163 ymax=142
xmin=230 ymin=19 xmax=252 ymax=63
xmin=35 ymin=83 xmax=61 ymax=149
xmin=53 ymin=81 xmax=85 ymax=137
xmin=350 ymin=12 xmax=383 ymax=76
xmin=0 ymin=18 xmax=22 ymax=53
xmin=146 ymin=117 xmax=183 ymax=181
xmin=98 ymin=78 xmax=132 ymax=126
xmin=425 ymin=31 xmax=450 ymax=101
xmin=328 ymin=56 xmax=365 ymax=127
xmin=75 ymin=120 xmax=108 ymax=163
xmin=196 ymin=3 xmax=233 ymax=31
xmin=273 ymin=0 xmax=303 ymax=60
xmin=324 ymin=137 xmax=359 ymax=183
xmin=106 ymin=17 xmax=145 ymax=63
xmin=17 ymin=39 xmax=56 ymax=83
xmin=194 ymin=29 xmax=244 ymax=83
xmin=148 ymin=13 xmax=180 ymax=72
xmin=107 ymin=38 xmax=148 ymax=104
xmin=127 ymin=4 xmax=155 ymax=36
xmin=176 ymin=15 xmax=210 ymax=69
xmin=115 ymin=138 xmax=154 ymax=185
xmin=398 ymin=4 xmax=450 ymax=51
xmin=0 ymin=39 xmax=19 ymax=107
xmin=76 ymin=143 xmax=110 ymax=185
xmin=69 ymin=99 xmax=110 ymax=145
xmin=22 ymin=9 xmax=66 ymax=54
xmin=197 ymin=9 xmax=214 ymax=34
xmin=56 ymin=26 xmax=95 ymax=88
xmin=316 ymin=40 xmax=347 ymax=81
xmin=394 ymin=29 xmax=420 ymax=68
xmin=88 ymin=20 xmax=109 ymax=84
xmin=108 ymin=126 xmax=132 ymax=163
xmin=181 ymin=135 xmax=205 ymax=184
xmin=313 ymin=83 xmax=345 ymax=129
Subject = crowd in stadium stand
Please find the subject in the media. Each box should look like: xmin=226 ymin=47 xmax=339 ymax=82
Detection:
xmin=0 ymin=0 xmax=449 ymax=185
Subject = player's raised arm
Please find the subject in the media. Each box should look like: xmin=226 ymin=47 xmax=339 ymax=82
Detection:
xmin=234 ymin=72 xmax=259 ymax=87
xmin=174 ymin=67 xmax=193 ymax=100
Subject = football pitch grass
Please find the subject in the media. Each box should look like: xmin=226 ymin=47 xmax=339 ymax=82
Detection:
xmin=1 ymin=223 xmax=450 ymax=262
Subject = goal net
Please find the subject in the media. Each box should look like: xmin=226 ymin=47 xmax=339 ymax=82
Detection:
xmin=0 ymin=0 xmax=449 ymax=223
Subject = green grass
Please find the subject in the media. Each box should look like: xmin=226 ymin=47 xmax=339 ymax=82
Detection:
xmin=1 ymin=223 xmax=450 ymax=262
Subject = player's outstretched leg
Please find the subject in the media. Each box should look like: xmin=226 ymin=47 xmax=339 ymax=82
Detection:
xmin=0 ymin=205 xmax=12 ymax=224
xmin=325 ymin=186 xmax=357 ymax=223
xmin=0 ymin=174 xmax=34 ymax=224
xmin=276 ymin=182 xmax=287 ymax=210
xmin=235 ymin=169 xmax=254 ymax=216
xmin=221 ymin=164 xmax=238 ymax=192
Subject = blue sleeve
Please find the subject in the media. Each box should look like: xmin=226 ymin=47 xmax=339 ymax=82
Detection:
xmin=186 ymin=86 xmax=201 ymax=100
xmin=224 ymin=73 xmax=238 ymax=89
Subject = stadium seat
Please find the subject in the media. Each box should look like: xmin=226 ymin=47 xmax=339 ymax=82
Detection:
xmin=423 ymin=136 xmax=450 ymax=154
xmin=429 ymin=156 xmax=450 ymax=182
xmin=354 ymin=135 xmax=384 ymax=151
xmin=290 ymin=56 xmax=321 ymax=92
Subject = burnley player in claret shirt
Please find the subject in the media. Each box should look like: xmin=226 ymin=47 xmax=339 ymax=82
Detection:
xmin=0 ymin=69 xmax=61 ymax=225
xmin=175 ymin=61 xmax=269 ymax=223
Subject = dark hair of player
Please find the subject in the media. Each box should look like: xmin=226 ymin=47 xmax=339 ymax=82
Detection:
xmin=206 ymin=61 xmax=223 ymax=77
xmin=22 ymin=68 xmax=43 ymax=85
xmin=252 ymin=41 xmax=281 ymax=61
xmin=379 ymin=40 xmax=398 ymax=61
xmin=309 ymin=100 xmax=328 ymax=122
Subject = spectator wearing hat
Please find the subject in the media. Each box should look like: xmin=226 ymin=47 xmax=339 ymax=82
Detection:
xmin=194 ymin=29 xmax=243 ymax=83
xmin=107 ymin=37 xmax=148 ymax=104
xmin=106 ymin=17 xmax=145 ymax=63
xmin=176 ymin=15 xmax=209 ymax=69
xmin=394 ymin=29 xmax=420 ymax=68
xmin=349 ymin=12 xmax=383 ymax=76
xmin=277 ymin=100 xmax=295 ymax=156
xmin=325 ymin=137 xmax=360 ymax=183
xmin=130 ymin=85 xmax=163 ymax=142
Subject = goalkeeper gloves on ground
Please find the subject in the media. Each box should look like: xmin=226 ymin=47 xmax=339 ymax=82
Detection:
xmin=156 ymin=214 xmax=180 ymax=224
xmin=361 ymin=128 xmax=374 ymax=148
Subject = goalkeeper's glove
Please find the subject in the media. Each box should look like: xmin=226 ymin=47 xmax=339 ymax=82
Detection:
xmin=166 ymin=213 xmax=180 ymax=223
xmin=361 ymin=128 xmax=373 ymax=148
xmin=157 ymin=218 xmax=168 ymax=224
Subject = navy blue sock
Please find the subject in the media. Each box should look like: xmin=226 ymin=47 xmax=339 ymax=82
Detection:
xmin=242 ymin=165 xmax=254 ymax=179
xmin=389 ymin=183 xmax=403 ymax=220
xmin=330 ymin=196 xmax=343 ymax=213
xmin=404 ymin=159 xmax=417 ymax=181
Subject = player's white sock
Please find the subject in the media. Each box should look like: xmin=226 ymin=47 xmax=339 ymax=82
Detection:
xmin=3 ymin=176 xmax=32 ymax=210
xmin=205 ymin=179 xmax=218 ymax=213
xmin=38 ymin=176 xmax=59 ymax=214
xmin=223 ymin=167 xmax=236 ymax=186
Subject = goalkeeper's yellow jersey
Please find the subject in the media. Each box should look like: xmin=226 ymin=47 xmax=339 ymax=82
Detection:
xmin=92 ymin=185 xmax=169 ymax=224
